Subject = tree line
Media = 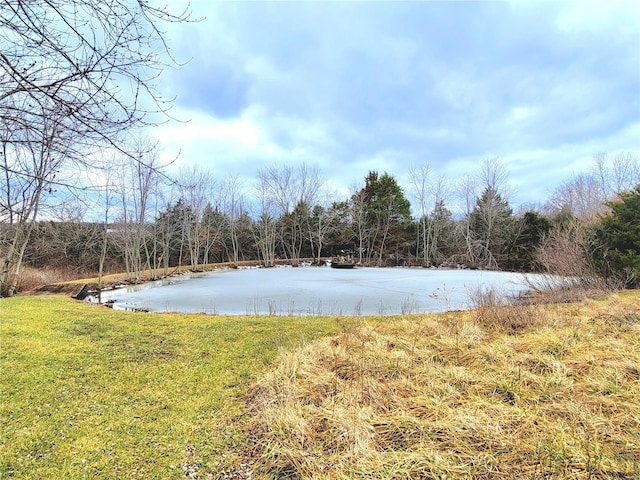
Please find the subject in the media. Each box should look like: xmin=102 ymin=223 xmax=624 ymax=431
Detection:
xmin=3 ymin=152 xmax=638 ymax=296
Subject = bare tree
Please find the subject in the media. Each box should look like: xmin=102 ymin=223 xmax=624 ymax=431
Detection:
xmin=97 ymin=167 xmax=116 ymax=303
xmin=545 ymin=173 xmax=604 ymax=224
xmin=592 ymin=151 xmax=640 ymax=200
xmin=221 ymin=175 xmax=246 ymax=266
xmin=253 ymin=174 xmax=278 ymax=267
xmin=409 ymin=163 xmax=449 ymax=266
xmin=349 ymin=186 xmax=369 ymax=264
xmin=457 ymin=174 xmax=479 ymax=268
xmin=177 ymin=166 xmax=216 ymax=271
xmin=409 ymin=163 xmax=431 ymax=265
xmin=0 ymin=1 xmax=190 ymax=295
xmin=0 ymin=104 xmax=75 ymax=295
xmin=256 ymin=164 xmax=321 ymax=262
xmin=480 ymin=156 xmax=511 ymax=199
xmin=307 ymin=189 xmax=340 ymax=264
xmin=115 ymin=139 xmax=165 ymax=282
xmin=1 ymin=1 xmax=191 ymax=156
xmin=545 ymin=152 xmax=639 ymax=225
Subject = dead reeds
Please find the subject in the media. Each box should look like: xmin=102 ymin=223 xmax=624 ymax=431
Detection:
xmin=14 ymin=265 xmax=75 ymax=293
xmin=246 ymin=294 xmax=640 ymax=479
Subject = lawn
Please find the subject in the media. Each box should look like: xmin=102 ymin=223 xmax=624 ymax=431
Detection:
xmin=0 ymin=295 xmax=340 ymax=479
xmin=1 ymin=292 xmax=639 ymax=479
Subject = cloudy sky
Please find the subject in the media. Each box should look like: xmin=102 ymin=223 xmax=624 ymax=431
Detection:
xmin=152 ymin=1 xmax=640 ymax=210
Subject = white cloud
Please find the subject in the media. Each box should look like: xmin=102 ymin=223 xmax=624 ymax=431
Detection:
xmin=153 ymin=0 xmax=640 ymax=209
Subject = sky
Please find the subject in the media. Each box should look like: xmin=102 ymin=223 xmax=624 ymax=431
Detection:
xmin=151 ymin=0 xmax=640 ymax=211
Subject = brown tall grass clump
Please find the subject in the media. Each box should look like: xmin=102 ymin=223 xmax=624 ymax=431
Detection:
xmin=14 ymin=265 xmax=74 ymax=292
xmin=247 ymin=293 xmax=640 ymax=479
xmin=468 ymin=285 xmax=552 ymax=333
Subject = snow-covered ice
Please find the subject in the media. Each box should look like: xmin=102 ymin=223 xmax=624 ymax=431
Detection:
xmin=98 ymin=267 xmax=548 ymax=316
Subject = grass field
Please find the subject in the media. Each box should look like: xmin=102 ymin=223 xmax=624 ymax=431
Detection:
xmin=0 ymin=295 xmax=339 ymax=479
xmin=1 ymin=292 xmax=639 ymax=479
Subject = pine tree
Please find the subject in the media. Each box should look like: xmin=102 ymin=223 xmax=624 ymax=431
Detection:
xmin=468 ymin=187 xmax=514 ymax=269
xmin=593 ymin=185 xmax=640 ymax=287
xmin=505 ymin=211 xmax=552 ymax=271
xmin=359 ymin=171 xmax=412 ymax=265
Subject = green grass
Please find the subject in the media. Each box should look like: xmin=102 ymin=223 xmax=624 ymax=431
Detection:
xmin=0 ymin=295 xmax=340 ymax=479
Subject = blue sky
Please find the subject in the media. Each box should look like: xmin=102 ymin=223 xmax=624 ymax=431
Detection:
xmin=152 ymin=1 xmax=640 ymax=209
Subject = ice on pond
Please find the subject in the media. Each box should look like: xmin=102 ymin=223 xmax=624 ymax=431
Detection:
xmin=98 ymin=267 xmax=548 ymax=316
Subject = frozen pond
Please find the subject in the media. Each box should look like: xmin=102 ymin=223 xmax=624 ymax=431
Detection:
xmin=97 ymin=267 xmax=549 ymax=316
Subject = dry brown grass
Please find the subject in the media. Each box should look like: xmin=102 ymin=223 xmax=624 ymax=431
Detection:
xmin=468 ymin=286 xmax=552 ymax=333
xmin=247 ymin=293 xmax=640 ymax=479
xmin=15 ymin=265 xmax=77 ymax=292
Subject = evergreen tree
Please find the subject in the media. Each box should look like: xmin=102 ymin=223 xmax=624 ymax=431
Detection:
xmin=201 ymin=203 xmax=226 ymax=264
xmin=505 ymin=211 xmax=552 ymax=271
xmin=425 ymin=199 xmax=456 ymax=266
xmin=469 ymin=187 xmax=514 ymax=268
xmin=593 ymin=185 xmax=640 ymax=287
xmin=155 ymin=199 xmax=194 ymax=269
xmin=360 ymin=171 xmax=412 ymax=265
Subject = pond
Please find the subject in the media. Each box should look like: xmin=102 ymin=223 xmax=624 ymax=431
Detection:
xmin=96 ymin=266 xmax=551 ymax=316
